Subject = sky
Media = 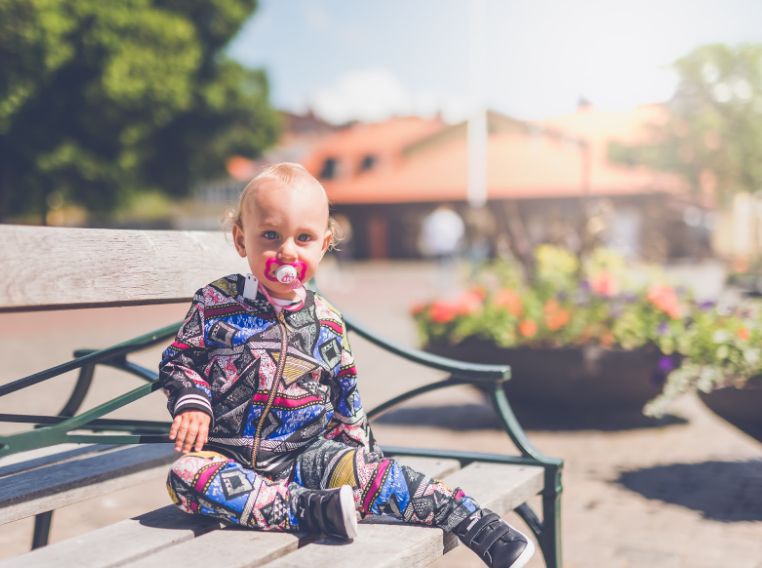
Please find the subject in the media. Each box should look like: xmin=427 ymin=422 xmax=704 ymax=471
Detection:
xmin=228 ymin=0 xmax=762 ymax=124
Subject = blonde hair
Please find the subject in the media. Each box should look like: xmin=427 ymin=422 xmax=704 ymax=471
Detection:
xmin=223 ymin=162 xmax=340 ymax=250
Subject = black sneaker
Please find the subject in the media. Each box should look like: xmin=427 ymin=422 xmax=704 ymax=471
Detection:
xmin=294 ymin=485 xmax=358 ymax=539
xmin=454 ymin=509 xmax=535 ymax=568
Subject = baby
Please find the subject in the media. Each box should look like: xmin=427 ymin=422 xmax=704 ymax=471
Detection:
xmin=159 ymin=163 xmax=534 ymax=568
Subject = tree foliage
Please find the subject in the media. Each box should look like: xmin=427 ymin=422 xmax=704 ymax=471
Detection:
xmin=609 ymin=44 xmax=762 ymax=199
xmin=0 ymin=0 xmax=279 ymax=221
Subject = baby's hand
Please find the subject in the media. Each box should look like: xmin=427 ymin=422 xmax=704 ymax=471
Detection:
xmin=169 ymin=410 xmax=211 ymax=454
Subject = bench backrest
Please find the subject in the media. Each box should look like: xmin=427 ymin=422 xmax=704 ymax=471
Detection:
xmin=0 ymin=225 xmax=247 ymax=313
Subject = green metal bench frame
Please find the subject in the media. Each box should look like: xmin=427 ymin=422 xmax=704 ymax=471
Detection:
xmin=0 ymin=312 xmax=563 ymax=567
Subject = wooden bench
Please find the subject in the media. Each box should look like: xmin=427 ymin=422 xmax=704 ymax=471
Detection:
xmin=0 ymin=225 xmax=563 ymax=567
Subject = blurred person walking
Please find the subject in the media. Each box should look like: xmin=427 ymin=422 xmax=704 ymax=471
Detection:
xmin=419 ymin=205 xmax=465 ymax=293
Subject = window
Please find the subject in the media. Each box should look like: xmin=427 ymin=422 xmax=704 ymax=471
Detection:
xmin=359 ymin=155 xmax=377 ymax=172
xmin=320 ymin=158 xmax=339 ymax=179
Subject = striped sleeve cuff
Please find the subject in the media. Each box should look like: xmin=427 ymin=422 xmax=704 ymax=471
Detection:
xmin=172 ymin=391 xmax=214 ymax=428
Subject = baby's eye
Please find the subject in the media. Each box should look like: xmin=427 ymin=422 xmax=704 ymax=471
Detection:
xmin=262 ymin=231 xmax=278 ymax=240
xmin=297 ymin=234 xmax=313 ymax=242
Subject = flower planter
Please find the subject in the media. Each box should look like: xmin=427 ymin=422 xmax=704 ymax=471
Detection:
xmin=425 ymin=338 xmax=667 ymax=413
xmin=698 ymin=383 xmax=762 ymax=444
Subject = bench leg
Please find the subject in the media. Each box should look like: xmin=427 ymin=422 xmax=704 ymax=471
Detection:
xmin=539 ymin=467 xmax=563 ymax=568
xmin=31 ymin=511 xmax=53 ymax=549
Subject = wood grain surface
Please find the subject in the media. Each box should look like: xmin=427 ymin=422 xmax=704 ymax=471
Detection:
xmin=0 ymin=225 xmax=247 ymax=312
xmin=0 ymin=444 xmax=177 ymax=524
xmin=0 ymin=506 xmax=221 ymax=568
xmin=264 ymin=462 xmax=544 ymax=568
xmin=0 ymin=457 xmax=460 ymax=568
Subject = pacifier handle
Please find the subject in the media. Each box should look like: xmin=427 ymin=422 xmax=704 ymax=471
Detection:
xmin=275 ymin=265 xmax=301 ymax=289
xmin=271 ymin=264 xmax=307 ymax=308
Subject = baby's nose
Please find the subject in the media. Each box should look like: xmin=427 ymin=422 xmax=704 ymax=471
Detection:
xmin=278 ymin=239 xmax=298 ymax=260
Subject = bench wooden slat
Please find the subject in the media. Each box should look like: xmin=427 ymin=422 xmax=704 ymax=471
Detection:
xmin=0 ymin=444 xmax=115 ymax=479
xmin=262 ymin=463 xmax=544 ymax=568
xmin=121 ymin=457 xmax=461 ymax=568
xmin=0 ymin=506 xmax=222 ymax=568
xmin=0 ymin=444 xmax=177 ymax=524
xmin=0 ymin=226 xmax=247 ymax=312
xmin=0 ymin=457 xmax=459 ymax=568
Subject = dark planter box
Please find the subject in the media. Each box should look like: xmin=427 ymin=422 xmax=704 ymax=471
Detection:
xmin=426 ymin=338 xmax=666 ymax=413
xmin=699 ymin=384 xmax=762 ymax=444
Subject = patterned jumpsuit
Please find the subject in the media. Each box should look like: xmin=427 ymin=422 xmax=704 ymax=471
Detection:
xmin=160 ymin=275 xmax=479 ymax=532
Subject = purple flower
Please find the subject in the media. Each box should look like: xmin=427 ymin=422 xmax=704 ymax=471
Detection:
xmin=651 ymin=355 xmax=677 ymax=387
xmin=579 ymin=280 xmax=591 ymax=291
xmin=621 ymin=292 xmax=638 ymax=303
xmin=657 ymin=322 xmax=669 ymax=336
xmin=658 ymin=355 xmax=676 ymax=372
xmin=557 ymin=291 xmax=569 ymax=301
xmin=698 ymin=300 xmax=715 ymax=311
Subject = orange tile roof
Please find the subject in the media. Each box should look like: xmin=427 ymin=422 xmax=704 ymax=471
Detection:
xmin=303 ymin=107 xmax=686 ymax=204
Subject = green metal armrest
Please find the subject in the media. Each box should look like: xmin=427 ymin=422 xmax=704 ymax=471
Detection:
xmin=343 ymin=313 xmax=510 ymax=383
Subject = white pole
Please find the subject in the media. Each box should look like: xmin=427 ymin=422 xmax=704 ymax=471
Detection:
xmin=467 ymin=0 xmax=487 ymax=208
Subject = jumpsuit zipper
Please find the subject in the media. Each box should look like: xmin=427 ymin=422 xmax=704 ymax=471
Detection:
xmin=251 ymin=311 xmax=289 ymax=469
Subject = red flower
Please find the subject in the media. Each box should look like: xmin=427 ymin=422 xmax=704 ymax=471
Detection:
xmin=429 ymin=301 xmax=458 ymax=324
xmin=737 ymin=327 xmax=750 ymax=341
xmin=494 ymin=289 xmax=524 ymax=318
xmin=453 ymin=291 xmax=483 ymax=316
xmin=646 ymin=284 xmax=681 ymax=319
xmin=591 ymin=271 xmax=620 ymax=297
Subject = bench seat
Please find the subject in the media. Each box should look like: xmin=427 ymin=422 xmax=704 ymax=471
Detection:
xmin=0 ymin=458 xmax=542 ymax=568
xmin=0 ymin=444 xmax=177 ymax=525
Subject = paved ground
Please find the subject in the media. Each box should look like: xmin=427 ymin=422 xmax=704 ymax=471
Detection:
xmin=1 ymin=259 xmax=761 ymax=567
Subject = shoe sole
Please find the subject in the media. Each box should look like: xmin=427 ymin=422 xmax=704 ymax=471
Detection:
xmin=339 ymin=485 xmax=359 ymax=539
xmin=510 ymin=537 xmax=535 ymax=568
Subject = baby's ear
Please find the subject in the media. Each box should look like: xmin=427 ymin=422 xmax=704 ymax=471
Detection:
xmin=321 ymin=229 xmax=332 ymax=256
xmin=232 ymin=224 xmax=247 ymax=258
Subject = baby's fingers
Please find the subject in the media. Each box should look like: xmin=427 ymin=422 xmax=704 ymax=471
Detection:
xmin=174 ymin=417 xmax=191 ymax=452
xmin=194 ymin=422 xmax=209 ymax=452
xmin=182 ymin=422 xmax=200 ymax=454
xmin=169 ymin=415 xmax=183 ymax=442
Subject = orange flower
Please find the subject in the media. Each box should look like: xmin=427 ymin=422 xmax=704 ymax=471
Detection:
xmin=600 ymin=331 xmax=615 ymax=346
xmin=646 ymin=284 xmax=681 ymax=319
xmin=470 ymin=285 xmax=488 ymax=300
xmin=494 ymin=289 xmax=524 ymax=318
xmin=429 ymin=301 xmax=458 ymax=324
xmin=543 ymin=298 xmax=560 ymax=315
xmin=546 ymin=308 xmax=571 ymax=331
xmin=590 ymin=271 xmax=620 ymax=297
xmin=737 ymin=327 xmax=750 ymax=341
xmin=410 ymin=303 xmax=425 ymax=315
xmin=453 ymin=291 xmax=483 ymax=316
xmin=519 ymin=319 xmax=538 ymax=338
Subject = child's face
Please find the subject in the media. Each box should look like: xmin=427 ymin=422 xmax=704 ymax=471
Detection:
xmin=232 ymin=177 xmax=332 ymax=300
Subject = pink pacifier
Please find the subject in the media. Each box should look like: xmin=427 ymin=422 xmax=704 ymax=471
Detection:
xmin=261 ymin=258 xmax=307 ymax=310
xmin=265 ymin=258 xmax=306 ymax=283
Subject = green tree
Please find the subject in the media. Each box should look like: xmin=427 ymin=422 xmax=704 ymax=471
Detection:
xmin=609 ymin=44 xmax=762 ymax=199
xmin=0 ymin=0 xmax=279 ymax=222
